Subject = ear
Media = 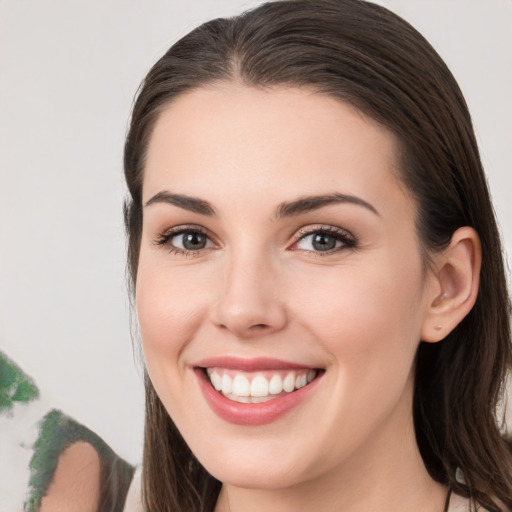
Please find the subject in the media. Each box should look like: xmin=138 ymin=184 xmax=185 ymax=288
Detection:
xmin=421 ymin=226 xmax=481 ymax=343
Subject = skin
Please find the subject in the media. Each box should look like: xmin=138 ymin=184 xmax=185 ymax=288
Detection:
xmin=40 ymin=442 xmax=100 ymax=512
xmin=137 ymin=84 xmax=479 ymax=512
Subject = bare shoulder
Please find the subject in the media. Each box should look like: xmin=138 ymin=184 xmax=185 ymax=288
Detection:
xmin=449 ymin=493 xmax=511 ymax=512
xmin=123 ymin=466 xmax=144 ymax=512
xmin=448 ymin=492 xmax=471 ymax=512
xmin=39 ymin=441 xmax=101 ymax=512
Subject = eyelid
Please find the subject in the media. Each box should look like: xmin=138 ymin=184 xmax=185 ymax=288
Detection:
xmin=289 ymin=224 xmax=357 ymax=253
xmin=152 ymin=223 xmax=356 ymax=256
xmin=153 ymin=224 xmax=218 ymax=255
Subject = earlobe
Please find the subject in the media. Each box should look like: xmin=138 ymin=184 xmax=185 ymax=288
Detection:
xmin=421 ymin=227 xmax=481 ymax=343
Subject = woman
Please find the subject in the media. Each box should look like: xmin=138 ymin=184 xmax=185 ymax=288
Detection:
xmin=123 ymin=0 xmax=512 ymax=510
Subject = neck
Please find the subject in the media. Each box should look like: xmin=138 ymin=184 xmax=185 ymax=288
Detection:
xmin=215 ymin=385 xmax=447 ymax=512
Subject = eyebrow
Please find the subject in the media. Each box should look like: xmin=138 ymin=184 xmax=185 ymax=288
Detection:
xmin=276 ymin=193 xmax=379 ymax=218
xmin=144 ymin=191 xmax=216 ymax=216
xmin=144 ymin=190 xmax=379 ymax=218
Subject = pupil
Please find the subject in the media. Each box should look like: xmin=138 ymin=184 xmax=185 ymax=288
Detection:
xmin=312 ymin=233 xmax=336 ymax=251
xmin=183 ymin=232 xmax=206 ymax=250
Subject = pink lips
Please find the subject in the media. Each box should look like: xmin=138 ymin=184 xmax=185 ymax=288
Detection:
xmin=196 ymin=356 xmax=318 ymax=371
xmin=194 ymin=357 xmax=322 ymax=426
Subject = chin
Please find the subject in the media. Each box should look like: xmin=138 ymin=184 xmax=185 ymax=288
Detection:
xmin=204 ymin=458 xmax=309 ymax=490
xmin=185 ymin=431 xmax=323 ymax=491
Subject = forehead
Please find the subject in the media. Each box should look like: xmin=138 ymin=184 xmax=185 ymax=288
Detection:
xmin=143 ymin=84 xmax=410 ymax=215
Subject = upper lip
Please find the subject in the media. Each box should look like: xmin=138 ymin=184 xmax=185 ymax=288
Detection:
xmin=195 ymin=356 xmax=320 ymax=372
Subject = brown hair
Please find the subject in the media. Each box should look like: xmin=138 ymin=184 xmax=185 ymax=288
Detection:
xmin=123 ymin=1 xmax=512 ymax=510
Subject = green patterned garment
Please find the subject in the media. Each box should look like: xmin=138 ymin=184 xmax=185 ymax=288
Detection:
xmin=0 ymin=351 xmax=135 ymax=512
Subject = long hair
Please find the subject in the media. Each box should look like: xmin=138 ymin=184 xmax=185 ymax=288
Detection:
xmin=123 ymin=1 xmax=512 ymax=510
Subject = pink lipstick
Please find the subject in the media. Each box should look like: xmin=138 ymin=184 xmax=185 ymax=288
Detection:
xmin=194 ymin=357 xmax=323 ymax=426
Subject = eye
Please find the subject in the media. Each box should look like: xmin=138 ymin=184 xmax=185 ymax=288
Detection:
xmin=154 ymin=226 xmax=216 ymax=255
xmin=292 ymin=226 xmax=356 ymax=254
xmin=173 ymin=231 xmax=211 ymax=250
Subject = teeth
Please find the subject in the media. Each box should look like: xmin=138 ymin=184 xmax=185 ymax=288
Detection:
xmin=283 ymin=373 xmax=295 ymax=393
xmin=295 ymin=373 xmax=307 ymax=389
xmin=222 ymin=373 xmax=232 ymax=394
xmin=206 ymin=368 xmax=319 ymax=402
xmin=250 ymin=396 xmax=273 ymax=403
xmin=223 ymin=393 xmax=277 ymax=404
xmin=269 ymin=374 xmax=283 ymax=395
xmin=232 ymin=375 xmax=250 ymax=396
xmin=210 ymin=371 xmax=222 ymax=391
xmin=250 ymin=376 xmax=269 ymax=397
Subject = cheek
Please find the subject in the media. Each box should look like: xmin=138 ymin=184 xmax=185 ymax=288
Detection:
xmin=287 ymin=260 xmax=425 ymax=450
xmin=289 ymin=256 xmax=425 ymax=371
xmin=135 ymin=259 xmax=209 ymax=385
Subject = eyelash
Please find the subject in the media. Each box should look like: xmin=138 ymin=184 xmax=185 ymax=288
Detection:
xmin=291 ymin=225 xmax=357 ymax=256
xmin=153 ymin=225 xmax=357 ymax=256
xmin=153 ymin=225 xmax=214 ymax=257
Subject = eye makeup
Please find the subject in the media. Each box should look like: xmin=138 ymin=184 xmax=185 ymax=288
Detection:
xmin=153 ymin=225 xmax=216 ymax=256
xmin=290 ymin=225 xmax=357 ymax=256
xmin=152 ymin=222 xmax=357 ymax=258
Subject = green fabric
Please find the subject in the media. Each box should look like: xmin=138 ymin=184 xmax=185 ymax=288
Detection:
xmin=0 ymin=351 xmax=39 ymax=413
xmin=25 ymin=409 xmax=135 ymax=512
xmin=0 ymin=351 xmax=135 ymax=512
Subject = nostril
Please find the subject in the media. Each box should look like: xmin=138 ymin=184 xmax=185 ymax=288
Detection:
xmin=251 ymin=324 xmax=269 ymax=330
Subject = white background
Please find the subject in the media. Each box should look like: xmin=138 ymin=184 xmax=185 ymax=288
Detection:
xmin=1 ymin=0 xmax=510 ymax=466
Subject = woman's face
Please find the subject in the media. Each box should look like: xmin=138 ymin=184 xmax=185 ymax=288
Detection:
xmin=137 ymin=85 xmax=435 ymax=489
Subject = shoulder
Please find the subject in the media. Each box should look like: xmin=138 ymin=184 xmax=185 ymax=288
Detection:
xmin=449 ymin=492 xmax=511 ymax=512
xmin=448 ymin=493 xmax=473 ymax=511
xmin=39 ymin=441 xmax=101 ymax=512
xmin=123 ymin=466 xmax=144 ymax=512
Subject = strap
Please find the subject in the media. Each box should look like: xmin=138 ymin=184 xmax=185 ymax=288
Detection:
xmin=443 ymin=488 xmax=453 ymax=512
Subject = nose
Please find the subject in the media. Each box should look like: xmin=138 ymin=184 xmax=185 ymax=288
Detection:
xmin=210 ymin=253 xmax=287 ymax=339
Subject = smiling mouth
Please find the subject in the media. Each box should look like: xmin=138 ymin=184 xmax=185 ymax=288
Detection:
xmin=202 ymin=367 xmax=322 ymax=403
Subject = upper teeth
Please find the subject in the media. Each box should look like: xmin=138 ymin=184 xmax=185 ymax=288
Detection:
xmin=206 ymin=368 xmax=317 ymax=402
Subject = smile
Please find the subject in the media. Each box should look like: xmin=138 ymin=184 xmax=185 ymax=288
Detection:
xmin=206 ymin=367 xmax=318 ymax=403
xmin=194 ymin=357 xmax=324 ymax=425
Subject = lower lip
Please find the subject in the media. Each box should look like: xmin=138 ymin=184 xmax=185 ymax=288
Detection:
xmin=194 ymin=368 xmax=322 ymax=426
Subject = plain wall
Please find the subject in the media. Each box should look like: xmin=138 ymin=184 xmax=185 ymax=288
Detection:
xmin=1 ymin=0 xmax=510 ymax=466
